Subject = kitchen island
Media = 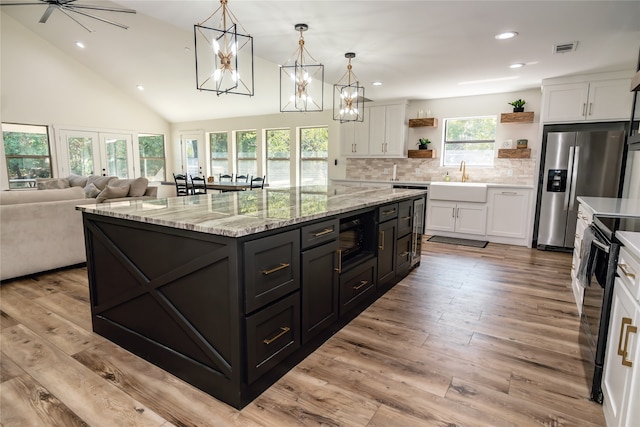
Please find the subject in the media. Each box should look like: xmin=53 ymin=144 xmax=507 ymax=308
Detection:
xmin=77 ymin=185 xmax=426 ymax=409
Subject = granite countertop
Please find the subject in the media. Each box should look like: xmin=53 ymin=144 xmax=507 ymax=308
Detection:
xmin=577 ymin=196 xmax=640 ymax=218
xmin=76 ymin=185 xmax=427 ymax=238
xmin=616 ymin=231 xmax=640 ymax=256
xmin=331 ymin=178 xmax=533 ymax=189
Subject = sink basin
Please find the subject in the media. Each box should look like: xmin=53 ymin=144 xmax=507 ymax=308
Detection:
xmin=429 ymin=182 xmax=488 ymax=202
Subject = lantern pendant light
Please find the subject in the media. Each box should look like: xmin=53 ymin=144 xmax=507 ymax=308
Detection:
xmin=333 ymin=52 xmax=365 ymax=123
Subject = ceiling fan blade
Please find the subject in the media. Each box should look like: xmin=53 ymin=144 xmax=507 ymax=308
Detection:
xmin=62 ymin=5 xmax=128 ymax=29
xmin=56 ymin=6 xmax=93 ymax=32
xmin=39 ymin=5 xmax=56 ymax=23
xmin=0 ymin=3 xmax=46 ymax=6
xmin=65 ymin=4 xmax=135 ymax=14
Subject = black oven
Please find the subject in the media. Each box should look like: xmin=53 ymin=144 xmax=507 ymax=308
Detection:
xmin=580 ymin=221 xmax=619 ymax=403
xmin=338 ymin=211 xmax=375 ymax=270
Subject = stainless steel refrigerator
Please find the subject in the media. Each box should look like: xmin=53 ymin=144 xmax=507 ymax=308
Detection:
xmin=536 ymin=123 xmax=627 ymax=250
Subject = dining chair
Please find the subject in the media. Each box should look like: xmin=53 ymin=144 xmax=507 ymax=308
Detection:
xmin=190 ymin=175 xmax=207 ymax=195
xmin=250 ymin=175 xmax=265 ymax=190
xmin=173 ymin=173 xmax=189 ymax=196
xmin=235 ymin=174 xmax=249 ymax=183
xmin=219 ymin=173 xmax=233 ymax=182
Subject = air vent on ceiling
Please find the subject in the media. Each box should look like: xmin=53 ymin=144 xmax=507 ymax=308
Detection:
xmin=554 ymin=42 xmax=578 ymax=54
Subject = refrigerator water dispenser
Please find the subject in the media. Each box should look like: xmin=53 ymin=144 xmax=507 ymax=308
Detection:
xmin=546 ymin=169 xmax=567 ymax=192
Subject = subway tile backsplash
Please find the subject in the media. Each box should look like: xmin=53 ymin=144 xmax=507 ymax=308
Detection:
xmin=346 ymin=158 xmax=536 ymax=185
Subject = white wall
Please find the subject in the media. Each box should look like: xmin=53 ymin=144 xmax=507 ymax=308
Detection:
xmin=408 ymin=88 xmax=542 ymax=157
xmin=0 ymin=13 xmax=170 ymax=188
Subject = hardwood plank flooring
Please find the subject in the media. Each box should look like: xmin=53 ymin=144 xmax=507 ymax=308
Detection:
xmin=0 ymin=239 xmax=606 ymax=426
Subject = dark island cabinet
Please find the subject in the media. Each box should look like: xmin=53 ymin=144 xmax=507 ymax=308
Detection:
xmin=397 ymin=199 xmax=414 ymax=237
xmin=339 ymin=257 xmax=376 ymax=316
xmin=301 ymin=239 xmax=340 ymax=343
xmin=243 ymin=229 xmax=300 ymax=314
xmin=377 ymin=217 xmax=398 ymax=287
xmin=81 ymin=192 xmax=425 ymax=410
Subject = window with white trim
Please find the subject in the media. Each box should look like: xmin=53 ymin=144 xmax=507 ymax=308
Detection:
xmin=443 ymin=116 xmax=496 ymax=166
xmin=2 ymin=123 xmax=52 ymax=189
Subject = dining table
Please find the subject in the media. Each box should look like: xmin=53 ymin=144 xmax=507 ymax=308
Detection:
xmin=206 ymin=181 xmax=253 ymax=192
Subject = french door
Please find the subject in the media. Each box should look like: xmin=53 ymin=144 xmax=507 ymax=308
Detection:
xmin=181 ymin=133 xmax=205 ymax=178
xmin=57 ymin=129 xmax=134 ymax=178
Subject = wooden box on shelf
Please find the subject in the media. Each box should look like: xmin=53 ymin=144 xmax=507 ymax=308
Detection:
xmin=500 ymin=112 xmax=534 ymax=123
xmin=498 ymin=148 xmax=531 ymax=159
xmin=408 ymin=149 xmax=436 ymax=159
xmin=408 ymin=118 xmax=438 ymax=128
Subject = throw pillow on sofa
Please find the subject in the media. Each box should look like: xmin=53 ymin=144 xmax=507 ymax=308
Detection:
xmin=86 ymin=175 xmax=117 ymax=191
xmin=36 ymin=178 xmax=70 ymax=190
xmin=67 ymin=174 xmax=89 ymax=188
xmin=84 ymin=183 xmax=101 ymax=198
xmin=109 ymin=177 xmax=148 ymax=197
xmin=96 ymin=184 xmax=130 ymax=203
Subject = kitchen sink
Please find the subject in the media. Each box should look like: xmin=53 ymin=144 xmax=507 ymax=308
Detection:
xmin=429 ymin=182 xmax=488 ymax=202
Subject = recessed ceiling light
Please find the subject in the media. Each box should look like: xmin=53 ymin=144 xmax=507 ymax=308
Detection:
xmin=136 ymin=85 xmax=144 ymax=91
xmin=495 ymin=31 xmax=518 ymax=40
xmin=76 ymin=41 xmax=85 ymax=48
xmin=510 ymin=63 xmax=525 ymax=69
xmin=372 ymin=81 xmax=383 ymax=86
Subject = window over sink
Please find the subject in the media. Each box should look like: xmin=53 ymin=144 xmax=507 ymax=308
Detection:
xmin=443 ymin=116 xmax=496 ymax=166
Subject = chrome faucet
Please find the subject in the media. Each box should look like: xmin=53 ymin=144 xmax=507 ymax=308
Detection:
xmin=460 ymin=160 xmax=469 ymax=182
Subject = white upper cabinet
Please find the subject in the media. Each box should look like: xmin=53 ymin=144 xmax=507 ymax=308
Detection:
xmin=341 ymin=103 xmax=407 ymax=158
xmin=542 ymin=78 xmax=633 ymax=123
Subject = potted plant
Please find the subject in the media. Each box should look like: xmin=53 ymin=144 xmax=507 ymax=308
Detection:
xmin=417 ymin=138 xmax=431 ymax=149
xmin=508 ymin=99 xmax=526 ymax=112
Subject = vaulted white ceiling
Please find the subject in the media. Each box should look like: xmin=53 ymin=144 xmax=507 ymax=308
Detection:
xmin=2 ymin=0 xmax=639 ymax=123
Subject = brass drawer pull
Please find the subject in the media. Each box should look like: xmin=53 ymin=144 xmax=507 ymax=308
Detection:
xmin=619 ymin=264 xmax=637 ymax=279
xmin=400 ymin=251 xmax=410 ymax=257
xmin=618 ymin=317 xmax=637 ymax=367
xmin=313 ymin=227 xmax=334 ymax=237
xmin=401 ymin=216 xmax=412 ymax=221
xmin=335 ymin=249 xmax=343 ymax=274
xmin=261 ymin=263 xmax=290 ymax=275
xmin=263 ymin=326 xmax=290 ymax=345
xmin=382 ymin=209 xmax=396 ymax=216
xmin=379 ymin=230 xmax=385 ymax=250
xmin=353 ymin=280 xmax=368 ymax=291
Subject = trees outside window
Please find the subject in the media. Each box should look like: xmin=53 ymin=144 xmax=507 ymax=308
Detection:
xmin=139 ymin=134 xmax=166 ymax=181
xmin=2 ymin=123 xmax=52 ymax=189
xmin=266 ymin=129 xmax=290 ymax=187
xmin=300 ymin=127 xmax=328 ymax=186
xmin=236 ymin=130 xmax=257 ymax=177
xmin=443 ymin=116 xmax=496 ymax=166
xmin=209 ymin=132 xmax=228 ymax=177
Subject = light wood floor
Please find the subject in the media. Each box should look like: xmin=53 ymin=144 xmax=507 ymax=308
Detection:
xmin=1 ymin=239 xmax=606 ymax=426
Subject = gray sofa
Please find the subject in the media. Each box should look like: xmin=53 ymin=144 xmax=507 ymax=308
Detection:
xmin=0 ymin=175 xmax=157 ymax=281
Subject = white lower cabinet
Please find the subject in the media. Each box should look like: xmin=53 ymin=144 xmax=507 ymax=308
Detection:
xmin=486 ymin=189 xmax=531 ymax=239
xmin=427 ymin=201 xmax=487 ymax=235
xmin=603 ymin=278 xmax=639 ymax=427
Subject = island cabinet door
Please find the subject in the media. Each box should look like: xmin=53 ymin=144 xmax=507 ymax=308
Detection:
xmin=339 ymin=257 xmax=376 ymax=316
xmin=244 ymin=230 xmax=300 ymax=314
xmin=245 ymin=292 xmax=300 ymax=384
xmin=377 ymin=219 xmax=397 ymax=287
xmin=301 ymin=239 xmax=340 ymax=344
xmin=397 ymin=199 xmax=414 ymax=238
xmin=396 ymin=233 xmax=412 ymax=277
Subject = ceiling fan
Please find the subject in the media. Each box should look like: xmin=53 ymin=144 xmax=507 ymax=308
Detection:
xmin=0 ymin=0 xmax=136 ymax=32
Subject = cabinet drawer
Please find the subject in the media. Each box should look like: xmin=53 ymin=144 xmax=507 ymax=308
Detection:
xmin=397 ymin=199 xmax=413 ymax=237
xmin=244 ymin=229 xmax=300 ymax=313
xmin=618 ymin=247 xmax=640 ymax=302
xmin=378 ymin=203 xmax=398 ymax=222
xmin=245 ymin=292 xmax=300 ymax=384
xmin=340 ymin=258 xmax=376 ymax=316
xmin=300 ymin=218 xmax=339 ymax=250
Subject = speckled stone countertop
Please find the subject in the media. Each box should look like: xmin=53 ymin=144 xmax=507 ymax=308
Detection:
xmin=77 ymin=185 xmax=427 ymax=238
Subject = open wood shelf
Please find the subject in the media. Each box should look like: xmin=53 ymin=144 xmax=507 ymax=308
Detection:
xmin=408 ymin=118 xmax=438 ymax=128
xmin=500 ymin=112 xmax=534 ymax=123
xmin=408 ymin=149 xmax=436 ymax=158
xmin=498 ymin=148 xmax=531 ymax=159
